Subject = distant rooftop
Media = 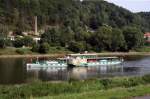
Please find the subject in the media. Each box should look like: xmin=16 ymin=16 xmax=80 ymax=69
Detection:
xmin=68 ymin=53 xmax=97 ymax=56
xmin=144 ymin=32 xmax=150 ymax=37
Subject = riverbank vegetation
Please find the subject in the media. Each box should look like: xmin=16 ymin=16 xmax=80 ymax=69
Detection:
xmin=0 ymin=47 xmax=71 ymax=55
xmin=0 ymin=75 xmax=150 ymax=99
xmin=0 ymin=0 xmax=149 ymax=54
xmin=37 ymin=85 xmax=150 ymax=99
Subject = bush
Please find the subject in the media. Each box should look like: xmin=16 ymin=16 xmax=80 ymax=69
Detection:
xmin=39 ymin=42 xmax=50 ymax=53
xmin=31 ymin=43 xmax=39 ymax=52
xmin=13 ymin=38 xmax=24 ymax=48
xmin=22 ymin=36 xmax=34 ymax=47
xmin=142 ymin=74 xmax=150 ymax=83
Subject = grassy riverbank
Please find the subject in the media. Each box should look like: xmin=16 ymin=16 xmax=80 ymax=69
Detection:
xmin=0 ymin=47 xmax=150 ymax=58
xmin=0 ymin=75 xmax=150 ymax=99
xmin=0 ymin=47 xmax=71 ymax=58
xmin=0 ymin=49 xmax=150 ymax=58
xmin=0 ymin=52 xmax=150 ymax=58
xmin=36 ymin=85 xmax=150 ymax=99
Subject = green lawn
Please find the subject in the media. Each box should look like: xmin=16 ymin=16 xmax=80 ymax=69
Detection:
xmin=134 ymin=46 xmax=150 ymax=52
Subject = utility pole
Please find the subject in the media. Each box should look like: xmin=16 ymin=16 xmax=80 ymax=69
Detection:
xmin=34 ymin=16 xmax=38 ymax=35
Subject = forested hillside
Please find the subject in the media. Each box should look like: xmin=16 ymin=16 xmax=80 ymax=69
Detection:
xmin=138 ymin=12 xmax=150 ymax=32
xmin=0 ymin=0 xmax=148 ymax=52
xmin=0 ymin=0 xmax=146 ymax=31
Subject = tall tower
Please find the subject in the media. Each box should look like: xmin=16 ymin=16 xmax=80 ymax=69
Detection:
xmin=34 ymin=16 xmax=38 ymax=35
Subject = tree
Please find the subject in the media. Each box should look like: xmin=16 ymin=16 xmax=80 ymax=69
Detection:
xmin=74 ymin=27 xmax=91 ymax=41
xmin=68 ymin=41 xmax=85 ymax=52
xmin=31 ymin=43 xmax=39 ymax=52
xmin=111 ymin=28 xmax=126 ymax=51
xmin=60 ymin=26 xmax=74 ymax=47
xmin=41 ymin=28 xmax=60 ymax=46
xmin=39 ymin=42 xmax=50 ymax=53
xmin=123 ymin=27 xmax=144 ymax=50
xmin=90 ymin=25 xmax=112 ymax=51
xmin=13 ymin=37 xmax=24 ymax=48
xmin=23 ymin=36 xmax=34 ymax=47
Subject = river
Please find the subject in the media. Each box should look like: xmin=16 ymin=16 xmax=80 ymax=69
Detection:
xmin=0 ymin=55 xmax=150 ymax=84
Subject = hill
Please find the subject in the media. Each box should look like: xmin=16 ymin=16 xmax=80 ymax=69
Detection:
xmin=0 ymin=0 xmax=145 ymax=31
xmin=0 ymin=0 xmax=147 ymax=52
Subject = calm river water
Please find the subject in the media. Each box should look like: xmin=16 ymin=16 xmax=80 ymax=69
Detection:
xmin=0 ymin=55 xmax=150 ymax=84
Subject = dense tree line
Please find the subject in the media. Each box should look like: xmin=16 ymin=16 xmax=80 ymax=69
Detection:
xmin=138 ymin=12 xmax=150 ymax=32
xmin=39 ymin=25 xmax=143 ymax=52
xmin=0 ymin=0 xmax=147 ymax=53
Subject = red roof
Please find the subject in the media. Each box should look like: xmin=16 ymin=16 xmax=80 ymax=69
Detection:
xmin=144 ymin=32 xmax=150 ymax=37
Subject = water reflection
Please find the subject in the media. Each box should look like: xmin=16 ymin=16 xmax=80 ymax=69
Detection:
xmin=27 ymin=67 xmax=68 ymax=82
xmin=0 ymin=58 xmax=26 ymax=84
xmin=26 ymin=64 xmax=142 ymax=81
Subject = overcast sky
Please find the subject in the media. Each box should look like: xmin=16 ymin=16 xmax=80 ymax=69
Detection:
xmin=105 ymin=0 xmax=150 ymax=12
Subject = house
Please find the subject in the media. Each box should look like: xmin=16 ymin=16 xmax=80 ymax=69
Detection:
xmin=144 ymin=32 xmax=150 ymax=43
xmin=8 ymin=35 xmax=15 ymax=41
xmin=32 ymin=36 xmax=41 ymax=43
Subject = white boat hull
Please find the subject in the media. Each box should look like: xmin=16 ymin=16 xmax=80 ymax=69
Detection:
xmin=26 ymin=63 xmax=67 ymax=70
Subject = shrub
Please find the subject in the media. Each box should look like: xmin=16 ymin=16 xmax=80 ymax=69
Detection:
xmin=22 ymin=36 xmax=34 ymax=47
xmin=142 ymin=74 xmax=150 ymax=84
xmin=13 ymin=38 xmax=24 ymax=48
xmin=39 ymin=42 xmax=50 ymax=53
xmin=31 ymin=43 xmax=39 ymax=52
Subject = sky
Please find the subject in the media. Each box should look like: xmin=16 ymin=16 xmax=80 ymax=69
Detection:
xmin=104 ymin=0 xmax=150 ymax=12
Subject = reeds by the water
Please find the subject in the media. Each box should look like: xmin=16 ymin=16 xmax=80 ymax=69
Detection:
xmin=0 ymin=74 xmax=150 ymax=99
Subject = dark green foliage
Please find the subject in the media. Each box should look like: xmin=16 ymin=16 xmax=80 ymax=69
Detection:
xmin=138 ymin=12 xmax=150 ymax=32
xmin=123 ymin=27 xmax=144 ymax=50
xmin=142 ymin=74 xmax=150 ymax=83
xmin=0 ymin=0 xmax=147 ymax=32
xmin=5 ymin=39 xmax=13 ymax=47
xmin=41 ymin=28 xmax=61 ymax=46
xmin=111 ymin=28 xmax=127 ymax=51
xmin=95 ymin=25 xmax=113 ymax=51
xmin=31 ymin=43 xmax=40 ymax=52
xmin=87 ymin=25 xmax=128 ymax=52
xmin=13 ymin=37 xmax=24 ymax=48
xmin=13 ymin=36 xmax=34 ymax=48
xmin=68 ymin=41 xmax=86 ymax=52
xmin=0 ymin=38 xmax=12 ymax=48
xmin=39 ymin=42 xmax=50 ymax=53
xmin=22 ymin=36 xmax=34 ymax=47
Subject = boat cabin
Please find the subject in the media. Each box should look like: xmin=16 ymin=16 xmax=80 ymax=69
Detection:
xmin=68 ymin=53 xmax=98 ymax=59
xmin=67 ymin=53 xmax=123 ymax=66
